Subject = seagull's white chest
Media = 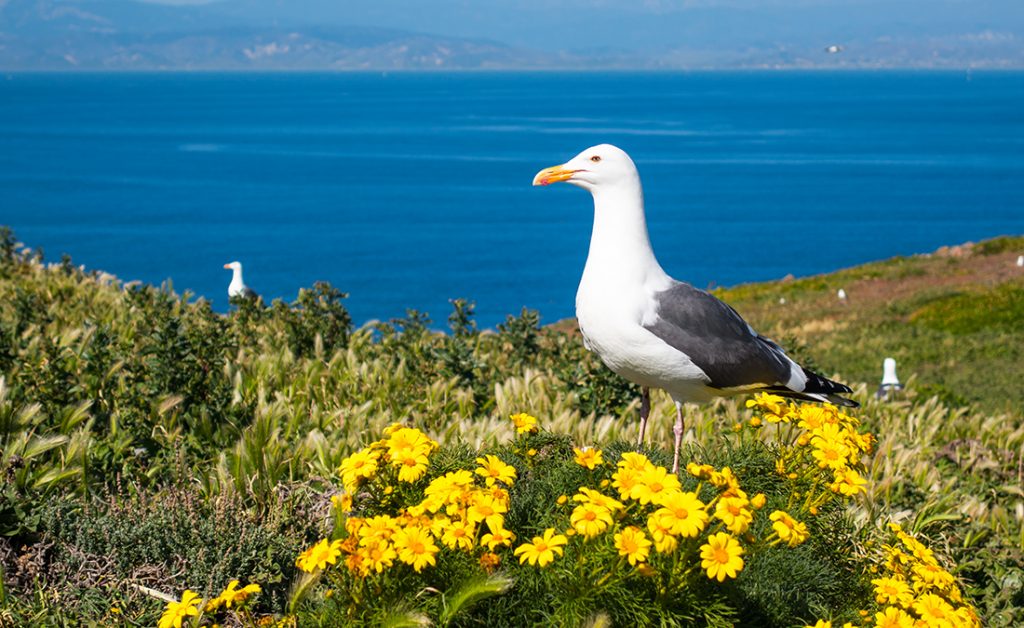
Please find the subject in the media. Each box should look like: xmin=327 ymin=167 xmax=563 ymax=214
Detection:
xmin=228 ymin=275 xmax=245 ymax=297
xmin=576 ymin=272 xmax=712 ymax=400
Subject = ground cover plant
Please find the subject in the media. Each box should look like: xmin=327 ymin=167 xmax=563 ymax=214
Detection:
xmin=0 ymin=226 xmax=1022 ymax=625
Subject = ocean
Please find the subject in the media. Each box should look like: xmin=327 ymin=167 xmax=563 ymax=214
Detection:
xmin=2 ymin=71 xmax=1022 ymax=328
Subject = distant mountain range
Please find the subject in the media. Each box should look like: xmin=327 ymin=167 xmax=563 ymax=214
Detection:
xmin=1 ymin=0 xmax=1022 ymax=70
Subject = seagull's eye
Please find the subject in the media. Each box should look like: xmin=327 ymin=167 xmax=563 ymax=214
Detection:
xmin=590 ymin=155 xmax=601 ymax=163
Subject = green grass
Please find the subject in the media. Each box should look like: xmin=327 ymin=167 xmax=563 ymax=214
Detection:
xmin=0 ymin=226 xmax=1022 ymax=625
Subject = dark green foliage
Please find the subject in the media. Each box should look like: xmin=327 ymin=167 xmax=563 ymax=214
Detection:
xmin=1 ymin=487 xmax=319 ymax=625
xmin=270 ymin=281 xmax=353 ymax=358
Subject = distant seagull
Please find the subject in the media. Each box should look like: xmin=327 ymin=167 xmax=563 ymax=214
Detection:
xmin=779 ymin=297 xmax=787 ymax=305
xmin=875 ymin=357 xmax=904 ymax=399
xmin=825 ymin=44 xmax=844 ymax=54
xmin=1017 ymin=255 xmax=1023 ymax=268
xmin=837 ymin=288 xmax=848 ymax=303
xmin=223 ymin=261 xmax=259 ymax=301
xmin=533 ymin=144 xmax=858 ymax=472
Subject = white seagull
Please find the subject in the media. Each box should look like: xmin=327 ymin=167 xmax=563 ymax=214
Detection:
xmin=533 ymin=144 xmax=857 ymax=472
xmin=223 ymin=261 xmax=259 ymax=301
xmin=875 ymin=357 xmax=904 ymax=399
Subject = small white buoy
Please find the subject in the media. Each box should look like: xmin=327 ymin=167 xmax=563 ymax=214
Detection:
xmin=875 ymin=357 xmax=904 ymax=399
xmin=1017 ymin=255 xmax=1023 ymax=267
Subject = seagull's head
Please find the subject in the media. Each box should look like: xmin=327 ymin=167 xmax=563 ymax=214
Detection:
xmin=532 ymin=144 xmax=639 ymax=192
xmin=223 ymin=261 xmax=242 ymax=271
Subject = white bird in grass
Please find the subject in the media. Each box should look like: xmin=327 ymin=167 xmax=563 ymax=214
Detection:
xmin=223 ymin=261 xmax=259 ymax=301
xmin=875 ymin=357 xmax=904 ymax=399
xmin=533 ymin=144 xmax=857 ymax=472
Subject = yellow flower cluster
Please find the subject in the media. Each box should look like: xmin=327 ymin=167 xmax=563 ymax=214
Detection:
xmin=543 ymin=446 xmax=796 ymax=582
xmin=339 ymin=423 xmax=439 ymax=492
xmin=300 ymin=423 xmax=520 ymax=579
xmin=808 ymin=523 xmax=980 ymax=628
xmin=746 ymin=393 xmax=873 ymax=502
xmin=870 ymin=523 xmax=979 ymax=627
xmin=157 ymin=580 xmax=262 ymax=628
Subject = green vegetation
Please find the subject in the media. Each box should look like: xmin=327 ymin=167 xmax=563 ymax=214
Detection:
xmin=0 ymin=226 xmax=1022 ymax=625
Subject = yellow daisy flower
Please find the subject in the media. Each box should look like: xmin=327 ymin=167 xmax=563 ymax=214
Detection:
xmin=652 ymin=491 xmax=708 ymax=538
xmin=912 ymin=593 xmax=956 ymax=625
xmin=513 ymin=528 xmax=568 ymax=567
xmin=871 ymin=576 xmax=914 ymax=607
xmin=746 ymin=392 xmax=790 ymax=420
xmin=830 ymin=469 xmax=867 ymax=496
xmin=686 ymin=462 xmax=715 ymax=480
xmin=392 ymin=447 xmax=431 ymax=483
xmin=209 ymin=580 xmax=261 ymax=611
xmin=361 ymin=539 xmax=397 ymax=574
xmin=611 ymin=466 xmax=642 ymax=500
xmin=912 ymin=563 xmax=956 ymax=591
xmin=385 ymin=427 xmax=436 ymax=458
xmin=440 ymin=519 xmax=476 ymax=551
xmin=158 ymin=590 xmax=202 ymax=628
xmin=769 ymin=510 xmax=809 ymax=547
xmin=811 ymin=437 xmax=851 ymax=471
xmin=509 ymin=412 xmax=539 ymax=434
xmin=570 ymin=502 xmax=614 ymax=539
xmin=699 ymin=532 xmax=745 ymax=582
xmin=359 ymin=515 xmax=399 ymax=546
xmin=618 ymin=451 xmax=655 ymax=472
xmin=874 ymin=606 xmax=915 ymax=628
xmin=714 ymin=496 xmax=754 ymax=535
xmin=572 ymin=487 xmax=625 ymax=512
xmin=392 ymin=525 xmax=439 ymax=572
xmin=573 ymin=447 xmax=604 ymax=469
xmin=614 ymin=526 xmax=652 ymax=566
xmin=646 ymin=513 xmax=679 ymax=555
xmin=629 ymin=466 xmax=682 ymax=506
xmin=338 ymin=447 xmax=379 ymax=491
xmin=467 ymin=493 xmax=508 ymax=531
xmin=475 ymin=454 xmax=517 ymax=486
xmin=480 ymin=526 xmax=516 ymax=550
xmin=296 ymin=538 xmax=343 ymax=572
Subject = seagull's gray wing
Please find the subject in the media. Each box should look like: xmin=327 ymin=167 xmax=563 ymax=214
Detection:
xmin=643 ymin=282 xmax=793 ymax=390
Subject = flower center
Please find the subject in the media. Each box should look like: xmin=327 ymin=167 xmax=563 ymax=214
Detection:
xmin=714 ymin=548 xmax=730 ymax=564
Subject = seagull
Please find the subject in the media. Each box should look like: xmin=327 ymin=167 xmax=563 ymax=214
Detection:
xmin=875 ymin=357 xmax=903 ymax=399
xmin=825 ymin=44 xmax=844 ymax=54
xmin=533 ymin=144 xmax=858 ymax=472
xmin=1016 ymin=255 xmax=1023 ymax=268
xmin=837 ymin=288 xmax=848 ymax=303
xmin=223 ymin=261 xmax=259 ymax=301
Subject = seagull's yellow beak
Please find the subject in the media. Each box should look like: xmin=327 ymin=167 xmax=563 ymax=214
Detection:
xmin=532 ymin=164 xmax=577 ymax=186
xmin=223 ymin=263 xmax=232 ymax=269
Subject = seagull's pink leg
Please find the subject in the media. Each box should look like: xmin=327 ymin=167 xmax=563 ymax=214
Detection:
xmin=672 ymin=401 xmax=685 ymax=474
xmin=637 ymin=387 xmax=650 ymax=447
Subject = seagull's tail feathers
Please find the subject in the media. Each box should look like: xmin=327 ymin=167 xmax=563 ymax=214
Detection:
xmin=764 ymin=367 xmax=860 ymax=409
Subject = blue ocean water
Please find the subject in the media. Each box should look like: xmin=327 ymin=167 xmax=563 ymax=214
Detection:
xmin=2 ymin=71 xmax=1022 ymax=327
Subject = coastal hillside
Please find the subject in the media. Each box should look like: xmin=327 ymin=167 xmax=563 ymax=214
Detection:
xmin=0 ymin=228 xmax=1022 ymax=625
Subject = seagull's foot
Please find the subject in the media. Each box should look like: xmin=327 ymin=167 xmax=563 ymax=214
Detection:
xmin=637 ymin=387 xmax=650 ymax=448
